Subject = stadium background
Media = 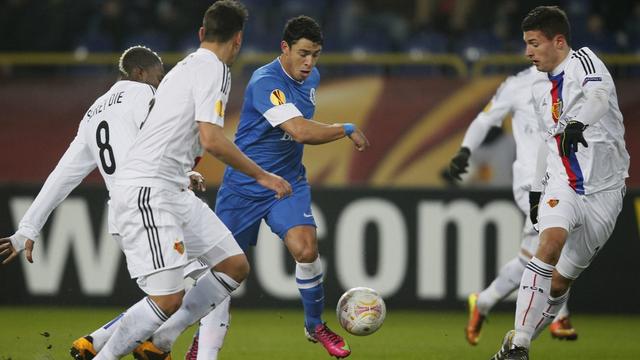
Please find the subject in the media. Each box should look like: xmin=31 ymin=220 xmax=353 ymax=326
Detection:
xmin=0 ymin=0 xmax=640 ymax=358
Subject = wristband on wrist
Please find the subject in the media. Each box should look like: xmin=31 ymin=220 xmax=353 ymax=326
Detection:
xmin=343 ymin=123 xmax=355 ymax=136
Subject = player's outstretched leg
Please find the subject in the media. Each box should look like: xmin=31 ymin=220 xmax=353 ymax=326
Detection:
xmin=70 ymin=336 xmax=97 ymax=360
xmin=70 ymin=311 xmax=126 ymax=359
xmin=296 ymin=257 xmax=350 ymax=358
xmin=139 ymin=269 xmax=240 ymax=357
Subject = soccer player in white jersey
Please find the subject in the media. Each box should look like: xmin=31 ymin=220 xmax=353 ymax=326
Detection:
xmin=491 ymin=6 xmax=629 ymax=360
xmin=0 ymin=46 xmax=162 ymax=266
xmin=0 ymin=45 xmax=165 ymax=358
xmin=91 ymin=2 xmax=292 ymax=359
xmin=449 ymin=65 xmax=578 ymax=346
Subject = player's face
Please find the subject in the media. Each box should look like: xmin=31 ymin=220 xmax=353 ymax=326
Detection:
xmin=281 ymin=38 xmax=322 ymax=81
xmin=141 ymin=63 xmax=165 ymax=88
xmin=523 ymin=30 xmax=565 ymax=73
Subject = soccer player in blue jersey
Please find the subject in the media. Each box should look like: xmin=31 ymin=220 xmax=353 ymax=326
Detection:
xmin=185 ymin=15 xmax=369 ymax=360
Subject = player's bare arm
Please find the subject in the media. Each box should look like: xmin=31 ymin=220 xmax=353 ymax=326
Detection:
xmin=198 ymin=121 xmax=292 ymax=198
xmin=279 ymin=117 xmax=370 ymax=151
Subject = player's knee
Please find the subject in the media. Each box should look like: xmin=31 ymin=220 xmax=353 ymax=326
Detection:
xmin=214 ymin=253 xmax=250 ymax=283
xmin=235 ymin=255 xmax=250 ymax=282
xmin=293 ymin=247 xmax=318 ymax=263
xmin=150 ymin=292 xmax=184 ymax=316
xmin=536 ymin=228 xmax=567 ymax=264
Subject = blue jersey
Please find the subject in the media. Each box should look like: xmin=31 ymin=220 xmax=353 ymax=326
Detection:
xmin=222 ymin=58 xmax=320 ymax=197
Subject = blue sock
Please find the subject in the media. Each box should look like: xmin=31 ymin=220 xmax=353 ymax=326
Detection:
xmin=296 ymin=258 xmax=324 ymax=331
xmin=299 ymin=282 xmax=324 ymax=330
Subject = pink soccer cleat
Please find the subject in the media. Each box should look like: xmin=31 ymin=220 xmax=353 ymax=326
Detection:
xmin=305 ymin=323 xmax=351 ymax=358
xmin=185 ymin=331 xmax=199 ymax=360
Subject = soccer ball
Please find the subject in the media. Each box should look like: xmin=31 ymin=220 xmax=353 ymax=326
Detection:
xmin=336 ymin=287 xmax=386 ymax=336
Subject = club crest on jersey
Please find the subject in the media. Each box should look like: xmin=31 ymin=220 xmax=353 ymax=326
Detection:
xmin=547 ymin=199 xmax=559 ymax=208
xmin=309 ymin=88 xmax=316 ymax=105
xmin=551 ymin=100 xmax=563 ymax=121
xmin=270 ymin=89 xmax=286 ymax=106
xmin=215 ymin=99 xmax=225 ymax=117
xmin=174 ymin=240 xmax=185 ymax=255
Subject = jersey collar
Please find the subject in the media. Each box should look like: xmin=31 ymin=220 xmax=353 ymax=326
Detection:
xmin=276 ymin=57 xmax=304 ymax=85
xmin=197 ymin=47 xmax=221 ymax=62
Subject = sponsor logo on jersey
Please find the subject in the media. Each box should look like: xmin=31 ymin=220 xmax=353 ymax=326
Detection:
xmin=174 ymin=240 xmax=185 ymax=255
xmin=582 ymin=76 xmax=602 ymax=86
xmin=270 ymin=89 xmax=286 ymax=106
xmin=309 ymin=88 xmax=316 ymax=105
xmin=215 ymin=100 xmax=225 ymax=117
xmin=547 ymin=199 xmax=559 ymax=208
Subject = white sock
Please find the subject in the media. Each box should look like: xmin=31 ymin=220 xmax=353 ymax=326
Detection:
xmin=152 ymin=271 xmax=239 ymax=352
xmin=512 ymin=257 xmax=554 ymax=349
xmin=477 ymin=257 xmax=526 ymax=315
xmin=554 ymin=302 xmax=570 ymax=321
xmin=91 ymin=312 xmax=125 ymax=352
xmin=197 ymin=296 xmax=231 ymax=360
xmin=95 ymin=297 xmax=168 ymax=359
xmin=532 ymin=290 xmax=570 ymax=339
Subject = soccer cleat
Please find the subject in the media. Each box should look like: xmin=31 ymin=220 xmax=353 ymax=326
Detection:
xmin=133 ymin=340 xmax=172 ymax=360
xmin=489 ymin=330 xmax=529 ymax=360
xmin=503 ymin=347 xmax=529 ymax=360
xmin=69 ymin=336 xmax=96 ymax=360
xmin=549 ymin=316 xmax=578 ymax=340
xmin=185 ymin=331 xmax=199 ymax=360
xmin=466 ymin=292 xmax=486 ymax=345
xmin=306 ymin=323 xmax=351 ymax=358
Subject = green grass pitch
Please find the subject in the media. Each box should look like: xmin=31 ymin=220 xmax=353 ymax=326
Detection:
xmin=1 ymin=307 xmax=639 ymax=359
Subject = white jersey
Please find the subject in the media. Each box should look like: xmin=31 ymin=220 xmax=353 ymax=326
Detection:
xmin=16 ymin=81 xmax=155 ymax=240
xmin=462 ymin=66 xmax=546 ymax=192
xmin=117 ymin=48 xmax=230 ymax=190
xmin=531 ymin=47 xmax=629 ymax=195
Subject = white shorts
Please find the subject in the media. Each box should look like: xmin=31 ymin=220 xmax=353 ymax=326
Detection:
xmin=538 ymin=183 xmax=624 ymax=280
xmin=513 ymin=186 xmax=539 ymax=256
xmin=111 ymin=185 xmax=236 ymax=279
xmin=136 ymin=236 xmax=243 ymax=296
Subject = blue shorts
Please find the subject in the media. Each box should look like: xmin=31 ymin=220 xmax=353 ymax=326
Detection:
xmin=215 ymin=182 xmax=316 ymax=252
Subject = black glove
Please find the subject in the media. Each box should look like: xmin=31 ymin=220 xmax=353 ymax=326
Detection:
xmin=529 ymin=191 xmax=542 ymax=228
xmin=448 ymin=147 xmax=471 ymax=181
xmin=560 ymin=121 xmax=588 ymax=156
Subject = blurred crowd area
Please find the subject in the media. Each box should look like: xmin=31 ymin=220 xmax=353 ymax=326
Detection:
xmin=2 ymin=0 xmax=640 ymax=57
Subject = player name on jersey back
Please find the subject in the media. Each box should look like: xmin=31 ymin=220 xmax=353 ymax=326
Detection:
xmin=85 ymin=91 xmax=125 ymax=119
xmin=80 ymin=81 xmax=155 ymax=191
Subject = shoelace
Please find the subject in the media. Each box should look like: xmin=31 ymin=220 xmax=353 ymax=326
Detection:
xmin=317 ymin=326 xmax=342 ymax=345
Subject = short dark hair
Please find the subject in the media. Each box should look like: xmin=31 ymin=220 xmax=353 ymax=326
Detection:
xmin=282 ymin=15 xmax=323 ymax=47
xmin=203 ymin=0 xmax=249 ymax=43
xmin=521 ymin=6 xmax=571 ymax=46
xmin=118 ymin=45 xmax=162 ymax=77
